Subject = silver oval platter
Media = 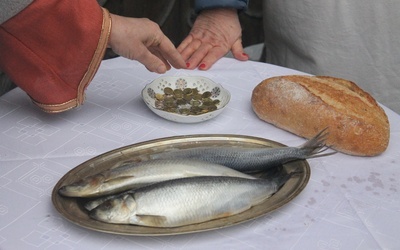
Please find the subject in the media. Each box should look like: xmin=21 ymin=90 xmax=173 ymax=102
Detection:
xmin=52 ymin=134 xmax=311 ymax=236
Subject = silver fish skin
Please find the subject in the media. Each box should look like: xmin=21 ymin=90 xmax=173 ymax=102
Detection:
xmin=84 ymin=190 xmax=133 ymax=211
xmin=58 ymin=159 xmax=255 ymax=198
xmin=89 ymin=172 xmax=294 ymax=227
xmin=150 ymin=129 xmax=333 ymax=173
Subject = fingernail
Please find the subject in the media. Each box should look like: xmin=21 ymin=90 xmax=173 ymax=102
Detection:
xmin=186 ymin=62 xmax=190 ymax=68
xmin=199 ymin=63 xmax=206 ymax=69
xmin=242 ymin=53 xmax=249 ymax=58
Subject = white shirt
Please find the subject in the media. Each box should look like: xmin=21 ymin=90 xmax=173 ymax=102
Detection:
xmin=263 ymin=0 xmax=400 ymax=113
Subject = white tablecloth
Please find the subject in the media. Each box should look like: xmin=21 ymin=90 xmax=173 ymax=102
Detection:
xmin=1 ymin=57 xmax=399 ymax=250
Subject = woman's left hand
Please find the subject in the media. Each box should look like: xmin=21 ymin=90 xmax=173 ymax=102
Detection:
xmin=178 ymin=8 xmax=249 ymax=70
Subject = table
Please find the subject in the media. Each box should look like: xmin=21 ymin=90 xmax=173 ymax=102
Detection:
xmin=1 ymin=57 xmax=399 ymax=250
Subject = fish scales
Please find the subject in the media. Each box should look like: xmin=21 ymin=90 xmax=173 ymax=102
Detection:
xmin=89 ymin=174 xmax=293 ymax=228
xmin=59 ymin=130 xmax=332 ymax=198
xmin=58 ymin=158 xmax=255 ymax=198
xmin=152 ymin=147 xmax=305 ymax=172
xmin=150 ymin=129 xmax=332 ymax=173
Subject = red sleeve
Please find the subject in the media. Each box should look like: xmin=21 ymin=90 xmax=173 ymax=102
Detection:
xmin=0 ymin=0 xmax=111 ymax=113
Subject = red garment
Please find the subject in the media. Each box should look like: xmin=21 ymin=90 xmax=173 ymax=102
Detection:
xmin=0 ymin=0 xmax=111 ymax=113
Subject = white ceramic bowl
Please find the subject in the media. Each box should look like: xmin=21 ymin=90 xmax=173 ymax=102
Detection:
xmin=142 ymin=76 xmax=230 ymax=123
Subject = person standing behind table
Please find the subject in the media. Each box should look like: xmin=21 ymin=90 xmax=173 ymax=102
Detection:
xmin=0 ymin=0 xmax=186 ymax=113
xmin=262 ymin=1 xmax=400 ymax=114
xmin=178 ymin=0 xmax=250 ymax=70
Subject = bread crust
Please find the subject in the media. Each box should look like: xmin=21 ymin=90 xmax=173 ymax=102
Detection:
xmin=251 ymin=75 xmax=390 ymax=156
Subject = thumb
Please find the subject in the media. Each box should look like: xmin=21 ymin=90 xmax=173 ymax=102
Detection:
xmin=230 ymin=39 xmax=249 ymax=61
xmin=134 ymin=44 xmax=168 ymax=73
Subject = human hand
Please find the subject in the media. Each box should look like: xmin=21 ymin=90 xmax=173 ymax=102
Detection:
xmin=108 ymin=14 xmax=186 ymax=73
xmin=178 ymin=8 xmax=249 ymax=70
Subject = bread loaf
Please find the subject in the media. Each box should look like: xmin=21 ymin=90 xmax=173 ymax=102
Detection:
xmin=251 ymin=75 xmax=390 ymax=156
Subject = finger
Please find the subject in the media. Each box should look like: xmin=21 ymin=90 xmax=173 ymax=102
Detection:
xmin=177 ymin=35 xmax=193 ymax=53
xmin=135 ymin=44 xmax=168 ymax=73
xmin=149 ymin=48 xmax=171 ymax=71
xmin=157 ymin=36 xmax=187 ymax=69
xmin=230 ymin=39 xmax=249 ymax=61
xmin=178 ymin=39 xmax=203 ymax=64
xmin=192 ymin=45 xmax=228 ymax=70
xmin=183 ymin=42 xmax=215 ymax=69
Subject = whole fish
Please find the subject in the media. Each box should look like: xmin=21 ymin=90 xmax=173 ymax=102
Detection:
xmin=89 ymin=171 xmax=297 ymax=227
xmin=150 ymin=129 xmax=333 ymax=173
xmin=84 ymin=167 xmax=282 ymax=212
xmin=58 ymin=159 xmax=255 ymax=198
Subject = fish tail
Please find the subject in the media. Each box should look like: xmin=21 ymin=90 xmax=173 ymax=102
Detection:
xmin=298 ymin=128 xmax=336 ymax=159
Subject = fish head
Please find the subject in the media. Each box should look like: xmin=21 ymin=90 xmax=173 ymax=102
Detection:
xmin=58 ymin=173 xmax=106 ymax=197
xmin=89 ymin=194 xmax=137 ymax=224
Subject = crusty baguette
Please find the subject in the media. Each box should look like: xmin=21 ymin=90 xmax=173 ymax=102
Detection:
xmin=251 ymin=75 xmax=390 ymax=156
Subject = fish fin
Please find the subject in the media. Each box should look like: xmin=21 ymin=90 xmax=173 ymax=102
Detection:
xmin=306 ymin=147 xmax=337 ymax=159
xmin=135 ymin=214 xmax=168 ymax=227
xmin=298 ymin=128 xmax=337 ymax=158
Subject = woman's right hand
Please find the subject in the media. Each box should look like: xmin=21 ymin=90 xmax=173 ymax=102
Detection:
xmin=108 ymin=14 xmax=187 ymax=73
